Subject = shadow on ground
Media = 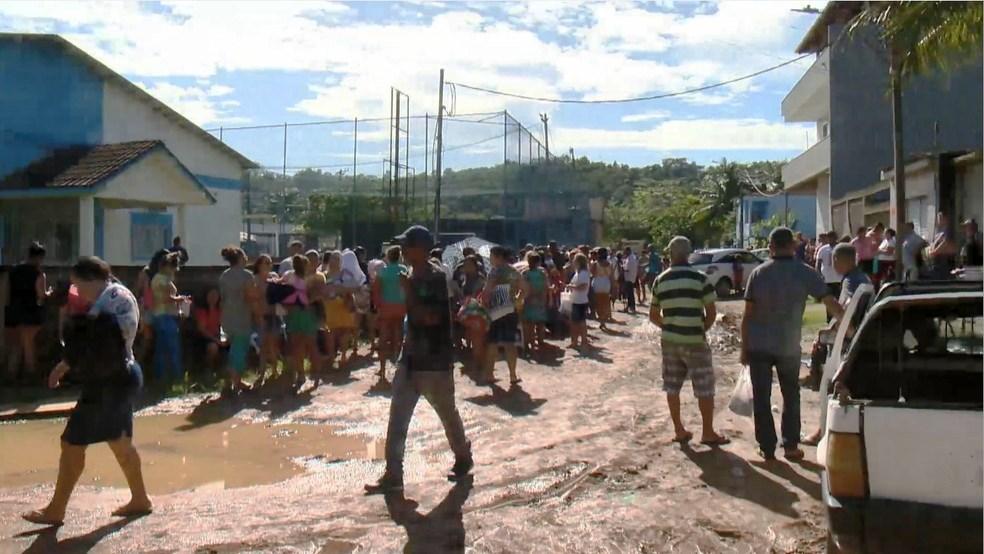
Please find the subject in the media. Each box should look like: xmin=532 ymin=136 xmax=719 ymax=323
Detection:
xmin=17 ymin=515 xmax=145 ymax=554
xmin=464 ymin=384 xmax=547 ymax=417
xmin=681 ymin=444 xmax=806 ymax=518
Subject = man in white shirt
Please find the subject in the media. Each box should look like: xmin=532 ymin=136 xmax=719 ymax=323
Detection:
xmin=814 ymin=232 xmax=842 ymax=319
xmin=900 ymin=222 xmax=928 ymax=281
xmin=278 ymin=240 xmax=304 ymax=276
xmin=621 ymin=247 xmax=639 ymax=314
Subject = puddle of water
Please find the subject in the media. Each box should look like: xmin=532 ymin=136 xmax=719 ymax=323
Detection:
xmin=0 ymin=414 xmax=373 ymax=493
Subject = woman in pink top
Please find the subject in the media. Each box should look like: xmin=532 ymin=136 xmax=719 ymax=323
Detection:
xmin=851 ymin=226 xmax=877 ymax=276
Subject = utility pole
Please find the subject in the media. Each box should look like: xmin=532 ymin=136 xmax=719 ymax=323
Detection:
xmin=351 ymin=117 xmax=358 ymax=247
xmin=540 ymin=113 xmax=550 ymax=160
xmin=434 ymin=69 xmax=445 ymax=239
xmin=890 ymin=51 xmax=906 ymax=281
xmin=569 ymin=147 xmax=575 ymax=168
xmin=424 ymin=113 xmax=429 ymax=221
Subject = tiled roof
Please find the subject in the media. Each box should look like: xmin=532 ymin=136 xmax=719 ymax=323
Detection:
xmin=0 ymin=141 xmax=161 ymax=190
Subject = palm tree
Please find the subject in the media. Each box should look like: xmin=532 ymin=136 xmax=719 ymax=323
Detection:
xmin=848 ymin=1 xmax=983 ymax=279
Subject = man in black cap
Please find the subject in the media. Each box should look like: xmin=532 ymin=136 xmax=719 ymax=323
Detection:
xmin=367 ymin=225 xmax=473 ymax=493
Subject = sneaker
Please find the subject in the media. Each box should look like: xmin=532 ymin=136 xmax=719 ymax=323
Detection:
xmin=759 ymin=449 xmax=776 ymax=461
xmin=447 ymin=455 xmax=474 ymax=481
xmin=364 ymin=471 xmax=403 ymax=494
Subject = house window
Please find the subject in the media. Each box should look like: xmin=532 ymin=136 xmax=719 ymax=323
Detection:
xmin=131 ymin=211 xmax=173 ymax=263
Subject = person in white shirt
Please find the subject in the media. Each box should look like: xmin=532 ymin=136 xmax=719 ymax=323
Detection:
xmin=621 ymin=247 xmax=639 ymax=314
xmin=876 ymin=228 xmax=896 ymax=286
xmin=566 ymin=253 xmax=592 ymax=348
xmin=814 ymin=232 xmax=842 ymax=319
xmin=278 ymin=240 xmax=304 ymax=276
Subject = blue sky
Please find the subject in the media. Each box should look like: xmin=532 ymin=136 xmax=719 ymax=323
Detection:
xmin=2 ymin=1 xmax=825 ymax=172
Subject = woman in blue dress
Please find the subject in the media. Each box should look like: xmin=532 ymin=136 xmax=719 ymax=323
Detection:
xmin=522 ymin=253 xmax=549 ymax=352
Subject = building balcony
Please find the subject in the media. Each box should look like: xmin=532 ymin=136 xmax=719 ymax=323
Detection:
xmin=782 ymin=136 xmax=830 ymax=192
xmin=782 ymin=48 xmax=830 ymax=123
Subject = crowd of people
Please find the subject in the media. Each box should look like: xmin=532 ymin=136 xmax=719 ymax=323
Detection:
xmin=10 ymin=214 xmax=984 ymax=525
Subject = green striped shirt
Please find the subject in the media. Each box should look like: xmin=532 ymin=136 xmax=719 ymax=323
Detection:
xmin=652 ymin=265 xmax=715 ymax=344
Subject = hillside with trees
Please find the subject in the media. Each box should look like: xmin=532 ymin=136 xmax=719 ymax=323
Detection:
xmin=244 ymin=155 xmax=784 ymax=249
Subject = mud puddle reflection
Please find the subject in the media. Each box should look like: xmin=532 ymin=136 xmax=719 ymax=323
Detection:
xmin=0 ymin=414 xmax=370 ymax=493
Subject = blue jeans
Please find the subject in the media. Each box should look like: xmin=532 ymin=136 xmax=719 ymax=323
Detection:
xmin=152 ymin=315 xmax=183 ymax=381
xmin=748 ymin=352 xmax=801 ymax=454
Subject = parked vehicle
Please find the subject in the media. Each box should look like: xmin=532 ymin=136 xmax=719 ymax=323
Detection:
xmin=817 ymin=281 xmax=983 ymax=552
xmin=751 ymin=248 xmax=769 ymax=261
xmin=687 ymin=248 xmax=762 ymax=297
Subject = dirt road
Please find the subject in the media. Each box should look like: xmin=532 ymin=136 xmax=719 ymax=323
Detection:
xmin=0 ymin=301 xmax=829 ymax=553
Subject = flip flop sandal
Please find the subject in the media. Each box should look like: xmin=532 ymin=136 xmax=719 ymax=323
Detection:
xmin=700 ymin=436 xmax=732 ymax=446
xmin=22 ymin=511 xmax=63 ymax=527
xmin=672 ymin=432 xmax=694 ymax=443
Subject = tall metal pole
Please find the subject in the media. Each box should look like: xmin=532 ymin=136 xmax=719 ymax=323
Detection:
xmin=540 ymin=113 xmax=550 ymax=161
xmin=388 ymin=88 xmax=394 ymax=204
xmin=503 ymin=111 xmax=508 ymax=220
xmin=393 ymin=94 xmax=401 ymax=226
xmin=281 ymin=122 xmax=288 ymax=238
xmin=424 ymin=113 xmax=429 ymax=221
xmin=404 ymin=96 xmax=410 ymax=225
xmin=351 ymin=117 xmax=358 ymax=247
xmin=517 ymin=119 xmax=522 ymax=164
xmin=784 ymin=191 xmax=789 ymax=227
xmin=434 ymin=69 xmax=445 ymax=239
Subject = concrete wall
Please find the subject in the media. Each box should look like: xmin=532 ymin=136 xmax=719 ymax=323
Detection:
xmin=0 ymin=37 xmax=103 ymax=177
xmin=957 ymin=162 xmax=983 ymax=226
xmin=816 ymin=173 xmax=831 ymax=235
xmin=101 ymin=81 xmax=245 ymax=266
xmin=828 ymin=24 xmax=984 ymax=202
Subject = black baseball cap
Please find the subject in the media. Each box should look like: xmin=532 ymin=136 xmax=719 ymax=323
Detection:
xmin=394 ymin=225 xmax=434 ymax=249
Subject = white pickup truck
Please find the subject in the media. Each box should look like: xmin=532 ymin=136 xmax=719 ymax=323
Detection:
xmin=817 ymin=280 xmax=983 ymax=553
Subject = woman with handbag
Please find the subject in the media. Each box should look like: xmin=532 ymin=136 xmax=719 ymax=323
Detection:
xmin=22 ymin=257 xmax=152 ymax=526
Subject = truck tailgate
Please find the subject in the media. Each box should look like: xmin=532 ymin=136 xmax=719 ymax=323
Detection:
xmin=864 ymin=406 xmax=983 ymax=508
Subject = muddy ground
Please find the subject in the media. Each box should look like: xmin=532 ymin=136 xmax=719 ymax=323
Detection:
xmin=0 ymin=300 xmax=829 ymax=553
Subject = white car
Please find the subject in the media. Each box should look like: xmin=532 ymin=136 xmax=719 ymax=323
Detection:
xmin=818 ymin=280 xmax=983 ymax=552
xmin=687 ymin=248 xmax=763 ymax=297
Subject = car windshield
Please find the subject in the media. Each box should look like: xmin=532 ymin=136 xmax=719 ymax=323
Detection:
xmin=843 ymin=298 xmax=983 ymax=405
xmin=688 ymin=253 xmax=714 ymax=265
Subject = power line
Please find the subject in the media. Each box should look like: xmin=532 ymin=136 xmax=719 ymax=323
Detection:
xmin=205 ymin=111 xmax=505 ymax=133
xmin=447 ymin=54 xmax=812 ymax=104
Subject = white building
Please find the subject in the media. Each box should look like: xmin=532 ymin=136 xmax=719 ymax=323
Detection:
xmin=0 ymin=33 xmax=256 ymax=267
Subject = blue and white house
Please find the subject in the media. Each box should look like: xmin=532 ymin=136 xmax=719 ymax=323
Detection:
xmin=0 ymin=33 xmax=256 ymax=267
xmin=736 ymin=193 xmax=817 ymax=245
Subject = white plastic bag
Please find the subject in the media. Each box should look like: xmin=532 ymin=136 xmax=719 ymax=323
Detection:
xmin=559 ymin=291 xmax=573 ymax=316
xmin=728 ymin=367 xmax=754 ymax=417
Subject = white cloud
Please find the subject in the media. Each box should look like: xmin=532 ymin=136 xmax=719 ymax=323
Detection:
xmin=134 ymin=81 xmax=248 ymax=126
xmin=0 ymin=0 xmax=826 ymax=160
xmin=555 ymin=119 xmax=815 ymax=151
xmin=621 ymin=110 xmax=671 ymax=123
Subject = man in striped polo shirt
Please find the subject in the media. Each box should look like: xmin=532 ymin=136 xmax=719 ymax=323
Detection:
xmin=650 ymin=236 xmax=729 ymax=446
